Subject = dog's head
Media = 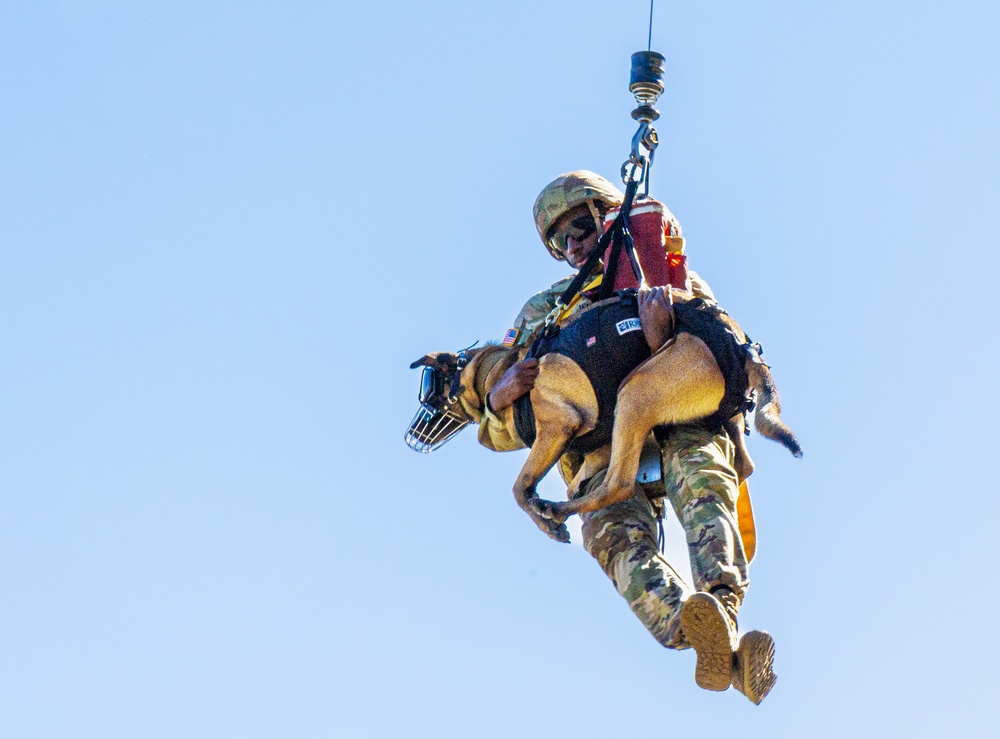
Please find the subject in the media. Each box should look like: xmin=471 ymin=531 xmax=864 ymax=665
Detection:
xmin=405 ymin=348 xmax=486 ymax=453
xmin=408 ymin=350 xmax=482 ymax=422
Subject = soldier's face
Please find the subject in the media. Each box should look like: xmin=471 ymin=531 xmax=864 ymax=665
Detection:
xmin=554 ymin=208 xmax=601 ymax=269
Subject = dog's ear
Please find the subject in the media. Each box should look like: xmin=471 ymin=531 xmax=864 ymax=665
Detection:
xmin=410 ymin=352 xmax=459 ymax=370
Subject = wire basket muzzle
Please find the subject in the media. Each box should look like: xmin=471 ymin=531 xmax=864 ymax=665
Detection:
xmin=404 ymin=404 xmax=471 ymax=453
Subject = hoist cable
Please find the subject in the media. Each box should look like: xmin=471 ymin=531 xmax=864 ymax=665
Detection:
xmin=648 ymin=0 xmax=654 ymax=51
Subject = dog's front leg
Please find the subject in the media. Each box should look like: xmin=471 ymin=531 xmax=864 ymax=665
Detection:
xmin=513 ymin=354 xmax=598 ymax=541
xmin=512 ymin=395 xmax=585 ymax=542
xmin=512 ymin=426 xmax=574 ymax=543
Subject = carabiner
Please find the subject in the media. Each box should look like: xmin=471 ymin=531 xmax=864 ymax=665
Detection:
xmin=543 ymin=302 xmax=563 ymax=327
xmin=621 ymin=156 xmax=646 ymax=185
xmin=631 ymin=121 xmax=650 ymax=165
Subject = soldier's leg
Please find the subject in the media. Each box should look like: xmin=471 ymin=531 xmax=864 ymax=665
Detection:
xmin=662 ymin=425 xmax=775 ymax=701
xmin=579 ymin=470 xmax=692 ymax=649
xmin=661 ymin=425 xmax=748 ymax=605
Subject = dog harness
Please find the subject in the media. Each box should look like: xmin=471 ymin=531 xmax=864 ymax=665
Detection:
xmin=513 ymin=293 xmax=755 ymax=453
xmin=672 ymin=298 xmax=756 ymax=430
xmin=514 ymin=293 xmax=650 ymax=454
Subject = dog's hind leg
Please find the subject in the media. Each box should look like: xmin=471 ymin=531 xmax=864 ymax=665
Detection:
xmin=565 ymin=446 xmax=612 ymax=501
xmin=579 ymin=420 xmax=651 ymax=514
xmin=558 ymin=334 xmax=727 ymax=518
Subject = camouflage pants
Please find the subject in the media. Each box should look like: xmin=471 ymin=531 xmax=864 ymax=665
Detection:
xmin=580 ymin=425 xmax=749 ymax=649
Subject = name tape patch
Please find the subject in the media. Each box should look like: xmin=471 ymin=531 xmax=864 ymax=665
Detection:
xmin=615 ymin=318 xmax=642 ymax=336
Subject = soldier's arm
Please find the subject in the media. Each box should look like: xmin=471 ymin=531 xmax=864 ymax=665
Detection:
xmin=506 ymin=277 xmax=575 ymax=346
xmin=476 ymin=277 xmax=573 ymax=451
xmin=477 ymin=395 xmax=526 ymax=452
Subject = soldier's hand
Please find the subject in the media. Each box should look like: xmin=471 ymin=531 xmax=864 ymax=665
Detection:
xmin=637 ymin=285 xmax=675 ymax=352
xmin=487 ymin=359 xmax=540 ymax=411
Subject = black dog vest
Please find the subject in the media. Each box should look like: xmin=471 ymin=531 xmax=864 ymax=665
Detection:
xmin=513 ymin=293 xmax=754 ymax=453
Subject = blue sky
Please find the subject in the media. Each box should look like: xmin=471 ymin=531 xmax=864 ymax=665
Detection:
xmin=2 ymin=1 xmax=999 ymax=736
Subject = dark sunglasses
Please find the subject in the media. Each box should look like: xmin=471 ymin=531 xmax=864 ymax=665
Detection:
xmin=565 ymin=214 xmax=598 ymax=240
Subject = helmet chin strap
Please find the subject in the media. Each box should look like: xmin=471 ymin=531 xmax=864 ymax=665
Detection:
xmin=586 ymin=200 xmax=603 ymax=236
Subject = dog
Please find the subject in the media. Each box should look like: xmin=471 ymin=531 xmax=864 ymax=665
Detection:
xmin=410 ymin=288 xmax=801 ymax=543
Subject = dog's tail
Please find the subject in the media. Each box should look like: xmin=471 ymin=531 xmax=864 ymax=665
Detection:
xmin=746 ymin=360 xmax=803 ymax=458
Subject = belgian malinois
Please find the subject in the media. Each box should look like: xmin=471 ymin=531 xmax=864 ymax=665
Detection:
xmin=411 ymin=288 xmax=801 ymax=543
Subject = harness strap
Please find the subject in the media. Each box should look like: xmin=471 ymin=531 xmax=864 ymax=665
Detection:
xmin=554 ymin=179 xmax=642 ymax=311
xmin=557 ymin=274 xmax=603 ymax=322
xmin=513 ymin=393 xmax=537 ymax=448
xmin=515 ymin=179 xmax=642 ymax=448
xmin=599 ymin=179 xmax=643 ymax=300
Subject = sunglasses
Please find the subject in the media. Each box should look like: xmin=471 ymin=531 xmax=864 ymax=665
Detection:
xmin=565 ymin=214 xmax=598 ymax=241
xmin=551 ymin=214 xmax=599 ymax=257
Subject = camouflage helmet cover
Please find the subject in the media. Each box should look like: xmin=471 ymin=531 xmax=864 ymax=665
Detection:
xmin=533 ymin=171 xmax=625 ymax=260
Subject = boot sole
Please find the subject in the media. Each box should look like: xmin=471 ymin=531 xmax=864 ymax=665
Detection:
xmin=681 ymin=593 xmax=736 ymax=691
xmin=735 ymin=630 xmax=777 ymax=705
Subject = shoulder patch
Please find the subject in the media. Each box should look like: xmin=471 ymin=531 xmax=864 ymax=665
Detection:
xmin=502 ymin=328 xmax=520 ymax=346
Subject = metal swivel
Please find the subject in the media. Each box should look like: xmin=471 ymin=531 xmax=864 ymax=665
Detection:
xmin=623 ymin=51 xmax=667 ymax=191
xmin=629 ymin=51 xmax=666 ymax=122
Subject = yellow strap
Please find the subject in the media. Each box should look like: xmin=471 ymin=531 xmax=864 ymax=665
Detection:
xmin=558 ymin=274 xmax=603 ymax=322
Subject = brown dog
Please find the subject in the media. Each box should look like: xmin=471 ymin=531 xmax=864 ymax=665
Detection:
xmin=411 ymin=289 xmax=801 ymax=542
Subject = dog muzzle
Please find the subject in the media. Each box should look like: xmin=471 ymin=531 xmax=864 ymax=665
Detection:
xmin=404 ymin=404 xmax=470 ymax=453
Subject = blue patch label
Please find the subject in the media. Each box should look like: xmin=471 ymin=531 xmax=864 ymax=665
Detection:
xmin=615 ymin=318 xmax=642 ymax=336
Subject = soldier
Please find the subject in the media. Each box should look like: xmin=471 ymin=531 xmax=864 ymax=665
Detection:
xmin=479 ymin=171 xmax=776 ymax=704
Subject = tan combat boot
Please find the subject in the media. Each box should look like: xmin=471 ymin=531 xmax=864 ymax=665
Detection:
xmin=680 ymin=591 xmax=739 ymax=691
xmin=731 ymin=631 xmax=777 ymax=705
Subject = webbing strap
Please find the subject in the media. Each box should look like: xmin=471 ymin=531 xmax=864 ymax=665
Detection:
xmin=556 ymin=179 xmax=641 ymax=310
xmin=599 ymin=179 xmax=644 ymax=301
xmin=512 ymin=392 xmax=536 ymax=448
xmin=515 ymin=179 xmax=644 ymax=448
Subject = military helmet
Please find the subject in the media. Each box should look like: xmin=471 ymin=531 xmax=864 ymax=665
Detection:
xmin=533 ymin=171 xmax=625 ymax=260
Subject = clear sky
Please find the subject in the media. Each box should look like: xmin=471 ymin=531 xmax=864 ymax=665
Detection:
xmin=2 ymin=1 xmax=999 ymax=737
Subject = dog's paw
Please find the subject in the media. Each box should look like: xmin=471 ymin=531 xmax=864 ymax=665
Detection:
xmin=527 ymin=497 xmax=550 ymax=519
xmin=543 ymin=519 xmax=571 ymax=544
xmin=526 ymin=501 xmax=571 ymax=543
xmin=531 ymin=498 xmax=568 ymax=524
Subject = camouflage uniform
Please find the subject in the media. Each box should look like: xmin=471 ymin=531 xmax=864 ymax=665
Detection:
xmin=581 ymin=427 xmax=746 ymax=649
xmin=479 ymin=274 xmax=750 ymax=651
xmin=478 ymin=170 xmax=752 ymax=657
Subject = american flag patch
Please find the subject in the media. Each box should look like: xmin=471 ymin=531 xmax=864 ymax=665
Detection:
xmin=502 ymin=328 xmax=520 ymax=346
xmin=586 ymin=336 xmax=597 ymax=347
